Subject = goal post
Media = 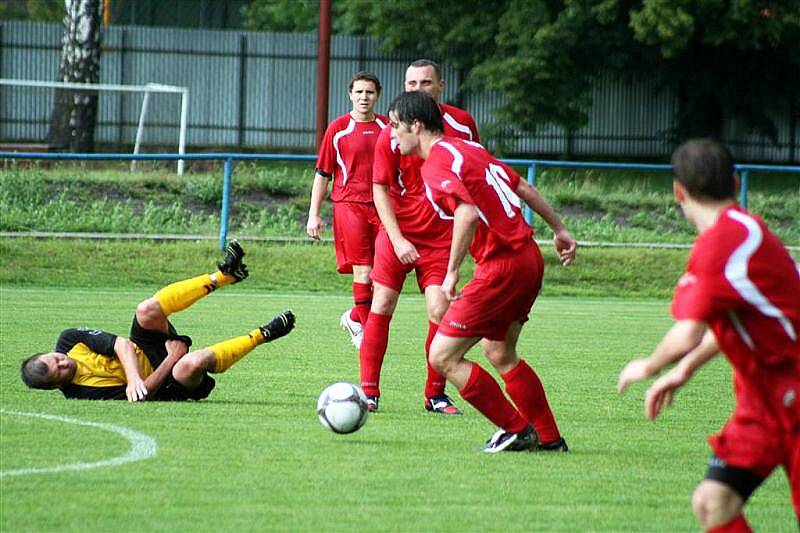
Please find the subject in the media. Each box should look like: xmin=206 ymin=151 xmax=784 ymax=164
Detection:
xmin=0 ymin=79 xmax=189 ymax=175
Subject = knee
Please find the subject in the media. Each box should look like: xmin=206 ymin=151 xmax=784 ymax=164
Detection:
xmin=428 ymin=340 xmax=455 ymax=376
xmin=691 ymin=481 xmax=741 ymax=529
xmin=172 ymin=353 xmax=207 ymax=381
xmin=135 ymin=298 xmax=165 ymax=329
xmin=371 ymin=290 xmax=397 ymax=315
xmin=483 ymin=345 xmax=517 ymax=373
xmin=426 ymin=300 xmax=448 ymax=324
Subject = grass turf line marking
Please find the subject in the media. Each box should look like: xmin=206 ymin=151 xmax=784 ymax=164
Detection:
xmin=0 ymin=409 xmax=157 ymax=478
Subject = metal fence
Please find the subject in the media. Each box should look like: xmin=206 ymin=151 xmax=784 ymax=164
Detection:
xmin=1 ymin=20 xmax=798 ymax=162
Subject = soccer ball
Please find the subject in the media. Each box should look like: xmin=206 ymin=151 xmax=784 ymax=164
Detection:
xmin=317 ymin=382 xmax=369 ymax=434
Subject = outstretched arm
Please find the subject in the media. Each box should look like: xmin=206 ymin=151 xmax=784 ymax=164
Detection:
xmin=617 ymin=319 xmax=707 ymax=395
xmin=307 ymin=172 xmax=330 ymax=240
xmin=373 ymin=183 xmax=419 ymax=264
xmin=114 ymin=337 xmax=148 ymax=402
xmin=516 ymin=180 xmax=576 ymax=266
xmin=644 ymin=329 xmax=719 ymax=420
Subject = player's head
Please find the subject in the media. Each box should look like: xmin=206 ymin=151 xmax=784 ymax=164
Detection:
xmin=405 ymin=59 xmax=444 ymax=101
xmin=20 ymin=352 xmax=76 ymax=390
xmin=388 ymin=91 xmax=444 ymax=155
xmin=348 ymin=71 xmax=381 ymax=116
xmin=671 ymin=138 xmax=736 ymax=203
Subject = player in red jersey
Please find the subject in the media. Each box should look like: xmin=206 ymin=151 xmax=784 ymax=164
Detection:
xmin=360 ymin=59 xmax=480 ymax=414
xmin=387 ymin=91 xmax=577 ymax=452
xmin=307 ymin=71 xmax=387 ymax=349
xmin=618 ymin=139 xmax=800 ymax=531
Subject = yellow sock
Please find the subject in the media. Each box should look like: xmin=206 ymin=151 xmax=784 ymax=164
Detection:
xmin=210 ymin=329 xmax=265 ymax=373
xmin=154 ymin=271 xmax=236 ymax=316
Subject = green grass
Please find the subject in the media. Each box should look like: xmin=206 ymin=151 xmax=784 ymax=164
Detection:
xmin=0 ymin=238 xmax=692 ymax=299
xmin=1 ymin=287 xmax=795 ymax=531
xmin=2 ymin=162 xmax=798 ymax=244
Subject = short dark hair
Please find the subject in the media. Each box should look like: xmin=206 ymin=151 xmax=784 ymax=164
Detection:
xmin=408 ymin=59 xmax=442 ymax=81
xmin=388 ymin=91 xmax=443 ymax=134
xmin=671 ymin=138 xmax=736 ymax=201
xmin=20 ymin=353 xmax=54 ymax=390
xmin=348 ymin=71 xmax=381 ymax=94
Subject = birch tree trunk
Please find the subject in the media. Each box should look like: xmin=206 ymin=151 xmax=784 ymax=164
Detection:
xmin=47 ymin=0 xmax=103 ymax=152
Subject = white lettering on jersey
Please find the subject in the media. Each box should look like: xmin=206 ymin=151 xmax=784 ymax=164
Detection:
xmin=443 ymin=112 xmax=474 ymax=140
xmin=333 ymin=118 xmax=356 ymax=185
xmin=725 ymin=210 xmax=797 ymax=342
xmin=484 ymin=163 xmax=521 ymax=217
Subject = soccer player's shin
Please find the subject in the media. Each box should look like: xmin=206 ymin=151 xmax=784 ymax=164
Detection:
xmin=424 ymin=321 xmax=446 ymax=398
xmin=459 ymin=362 xmax=528 ymax=434
xmin=154 ymin=273 xmax=225 ymax=316
xmin=706 ymin=514 xmax=751 ymax=533
xmin=209 ymin=329 xmax=264 ymax=373
xmin=502 ymin=358 xmax=561 ymax=444
xmin=359 ymin=312 xmax=391 ymax=397
xmin=352 ymin=282 xmax=373 ymax=326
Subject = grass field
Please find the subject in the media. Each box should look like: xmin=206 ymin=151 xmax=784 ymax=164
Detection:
xmin=1 ymin=285 xmax=795 ymax=531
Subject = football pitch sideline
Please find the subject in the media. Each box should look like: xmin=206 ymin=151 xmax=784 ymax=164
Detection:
xmin=0 ymin=287 xmax=793 ymax=531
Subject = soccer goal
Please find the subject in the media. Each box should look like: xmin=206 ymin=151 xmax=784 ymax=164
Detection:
xmin=0 ymin=79 xmax=189 ymax=174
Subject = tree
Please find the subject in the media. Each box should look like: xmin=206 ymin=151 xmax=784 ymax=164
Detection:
xmin=47 ymin=0 xmax=103 ymax=152
xmin=333 ymin=0 xmax=800 ymax=148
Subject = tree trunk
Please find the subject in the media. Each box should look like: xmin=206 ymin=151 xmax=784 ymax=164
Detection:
xmin=47 ymin=0 xmax=103 ymax=152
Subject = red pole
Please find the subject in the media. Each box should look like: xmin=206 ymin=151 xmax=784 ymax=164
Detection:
xmin=315 ymin=0 xmax=332 ymax=151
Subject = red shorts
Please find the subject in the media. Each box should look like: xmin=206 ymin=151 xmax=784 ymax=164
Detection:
xmin=438 ymin=242 xmax=544 ymax=341
xmin=332 ymin=202 xmax=380 ymax=274
xmin=370 ymin=230 xmax=449 ymax=293
xmin=709 ymin=404 xmax=800 ymax=516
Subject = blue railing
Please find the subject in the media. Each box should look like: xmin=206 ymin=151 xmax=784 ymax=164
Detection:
xmin=2 ymin=152 xmax=798 ymax=249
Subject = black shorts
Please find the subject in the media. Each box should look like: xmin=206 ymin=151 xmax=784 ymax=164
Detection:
xmin=129 ymin=315 xmax=211 ymax=401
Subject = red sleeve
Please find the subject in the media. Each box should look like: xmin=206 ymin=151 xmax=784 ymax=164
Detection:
xmin=315 ymin=121 xmax=338 ymax=177
xmin=466 ymin=115 xmax=479 ymax=143
xmin=671 ymin=240 xmax=742 ymax=322
xmin=423 ymin=148 xmax=474 ymax=209
xmin=372 ymin=126 xmax=397 ymax=186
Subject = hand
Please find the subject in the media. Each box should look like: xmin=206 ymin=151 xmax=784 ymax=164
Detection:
xmin=617 ymin=358 xmax=651 ymax=394
xmin=165 ymin=339 xmax=189 ymax=360
xmin=644 ymin=364 xmax=689 ymax=421
xmin=126 ymin=375 xmax=148 ymax=402
xmin=554 ymin=228 xmax=577 ymax=266
xmin=306 ymin=214 xmax=325 ymax=240
xmin=440 ymin=271 xmax=461 ymax=301
xmin=392 ymin=237 xmax=420 ymax=265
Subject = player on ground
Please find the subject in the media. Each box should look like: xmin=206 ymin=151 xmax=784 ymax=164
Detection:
xmin=387 ymin=91 xmax=577 ymax=452
xmin=618 ymin=138 xmax=800 ymax=531
xmin=20 ymin=242 xmax=295 ymax=401
xmin=360 ymin=59 xmax=479 ymax=414
xmin=307 ymin=71 xmax=387 ymax=350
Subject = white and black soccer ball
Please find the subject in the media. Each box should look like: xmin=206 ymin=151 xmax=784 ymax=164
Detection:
xmin=316 ymin=382 xmax=369 ymax=434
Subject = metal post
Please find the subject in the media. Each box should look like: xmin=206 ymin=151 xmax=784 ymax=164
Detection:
xmin=131 ymin=90 xmax=150 ymax=172
xmin=740 ymin=169 xmax=749 ymax=209
xmin=525 ymin=163 xmax=537 ymax=224
xmin=178 ymin=88 xmax=188 ymax=175
xmin=219 ymin=157 xmax=233 ymax=250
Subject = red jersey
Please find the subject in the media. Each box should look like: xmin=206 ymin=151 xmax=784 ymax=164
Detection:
xmin=671 ymin=205 xmax=800 ymax=430
xmin=421 ymin=137 xmax=534 ymax=264
xmin=372 ymin=103 xmax=479 ymax=248
xmin=316 ymin=113 xmax=388 ymax=203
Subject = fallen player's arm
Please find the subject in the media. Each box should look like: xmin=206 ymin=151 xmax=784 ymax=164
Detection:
xmin=114 ymin=336 xmax=148 ymax=402
xmin=140 ymin=338 xmax=189 ymax=399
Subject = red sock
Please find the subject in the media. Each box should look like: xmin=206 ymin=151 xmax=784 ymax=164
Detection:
xmin=359 ymin=312 xmax=391 ymax=397
xmin=501 ymin=358 xmax=561 ymax=444
xmin=707 ymin=514 xmax=751 ymax=533
xmin=424 ymin=321 xmax=446 ymax=398
xmin=352 ymin=282 xmax=372 ymax=326
xmin=459 ymin=362 xmax=528 ymax=434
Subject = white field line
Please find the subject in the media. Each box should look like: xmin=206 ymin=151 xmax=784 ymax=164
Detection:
xmin=0 ymin=409 xmax=157 ymax=478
